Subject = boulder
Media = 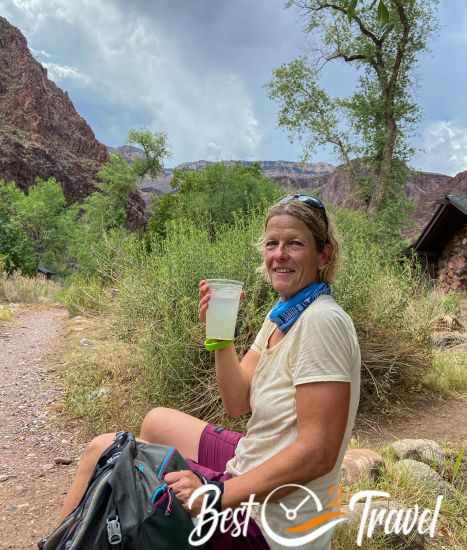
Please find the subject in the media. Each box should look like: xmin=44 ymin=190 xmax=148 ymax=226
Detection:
xmin=341 ymin=448 xmax=384 ymax=485
xmin=390 ymin=439 xmax=445 ymax=469
xmin=393 ymin=459 xmax=454 ymax=498
xmin=431 ymin=332 xmax=467 ymax=349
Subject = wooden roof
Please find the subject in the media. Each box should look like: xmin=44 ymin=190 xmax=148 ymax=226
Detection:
xmin=412 ymin=194 xmax=467 ymax=255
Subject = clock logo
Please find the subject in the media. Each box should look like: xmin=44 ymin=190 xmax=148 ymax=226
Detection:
xmin=260 ymin=484 xmax=348 ymax=547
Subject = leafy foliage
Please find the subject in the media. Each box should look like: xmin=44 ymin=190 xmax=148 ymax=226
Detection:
xmin=270 ymin=0 xmax=439 ymax=212
xmin=148 ymin=162 xmax=282 ymax=238
xmin=0 ymin=181 xmax=37 ymax=274
xmin=128 ymin=129 xmax=170 ymax=179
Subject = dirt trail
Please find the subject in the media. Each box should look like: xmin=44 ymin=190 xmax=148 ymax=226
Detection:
xmin=355 ymin=393 xmax=467 ymax=447
xmin=0 ymin=306 xmax=83 ymax=550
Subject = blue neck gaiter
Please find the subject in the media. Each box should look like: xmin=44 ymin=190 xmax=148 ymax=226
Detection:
xmin=269 ymin=281 xmax=331 ymax=334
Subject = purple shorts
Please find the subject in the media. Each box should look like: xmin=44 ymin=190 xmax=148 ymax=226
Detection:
xmin=185 ymin=424 xmax=269 ymax=550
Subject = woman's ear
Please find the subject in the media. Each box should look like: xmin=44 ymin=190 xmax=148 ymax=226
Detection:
xmin=318 ymin=243 xmax=332 ymax=271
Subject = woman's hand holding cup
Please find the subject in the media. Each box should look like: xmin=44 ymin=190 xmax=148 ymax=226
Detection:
xmin=198 ymin=279 xmax=245 ymax=325
xmin=198 ymin=279 xmax=211 ymax=323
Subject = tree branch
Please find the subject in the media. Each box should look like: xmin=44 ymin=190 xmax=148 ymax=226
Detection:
xmin=388 ymin=0 xmax=410 ymax=97
xmin=316 ymin=2 xmax=382 ymax=47
xmin=326 ymin=52 xmax=367 ymax=63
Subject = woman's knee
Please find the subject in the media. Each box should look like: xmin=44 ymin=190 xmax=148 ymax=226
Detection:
xmin=81 ymin=432 xmax=116 ymax=464
xmin=139 ymin=407 xmax=207 ymax=461
xmin=140 ymin=407 xmax=176 ymax=439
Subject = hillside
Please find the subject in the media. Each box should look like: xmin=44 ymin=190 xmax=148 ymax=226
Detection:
xmin=0 ymin=16 xmax=108 ymax=201
xmin=110 ymin=145 xmax=467 ymax=240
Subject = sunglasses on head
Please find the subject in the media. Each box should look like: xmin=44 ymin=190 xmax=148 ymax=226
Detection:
xmin=278 ymin=194 xmax=329 ymax=230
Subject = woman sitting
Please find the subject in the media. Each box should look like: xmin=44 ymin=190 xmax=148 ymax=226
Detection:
xmin=60 ymin=194 xmax=361 ymax=549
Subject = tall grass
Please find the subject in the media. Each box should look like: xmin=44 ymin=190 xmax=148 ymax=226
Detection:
xmin=0 ymin=271 xmax=60 ymax=303
xmin=113 ymin=212 xmax=275 ymax=428
xmin=60 ymin=206 xmax=452 ymax=430
xmin=424 ymin=351 xmax=467 ymax=395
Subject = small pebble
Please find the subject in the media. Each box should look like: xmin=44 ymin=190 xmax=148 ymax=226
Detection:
xmin=54 ymin=457 xmax=73 ymax=465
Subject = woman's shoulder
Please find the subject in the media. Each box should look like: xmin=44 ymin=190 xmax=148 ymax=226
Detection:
xmin=301 ymin=294 xmax=356 ymax=333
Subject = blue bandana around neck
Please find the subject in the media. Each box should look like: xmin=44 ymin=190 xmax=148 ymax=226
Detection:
xmin=269 ymin=281 xmax=331 ymax=334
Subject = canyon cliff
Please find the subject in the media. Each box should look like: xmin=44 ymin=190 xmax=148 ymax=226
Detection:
xmin=0 ymin=16 xmax=107 ymax=201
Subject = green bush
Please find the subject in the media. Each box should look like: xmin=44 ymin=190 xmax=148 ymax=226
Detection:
xmin=0 ymin=180 xmax=38 ymax=274
xmin=113 ymin=212 xmax=275 ymax=426
xmin=148 ymin=162 xmax=281 ymax=238
xmin=62 ymin=202 xmax=443 ymax=428
xmin=58 ymin=274 xmax=109 ymax=317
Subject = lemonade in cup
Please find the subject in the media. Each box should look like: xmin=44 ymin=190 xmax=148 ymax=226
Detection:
xmin=205 ymin=279 xmax=243 ymax=340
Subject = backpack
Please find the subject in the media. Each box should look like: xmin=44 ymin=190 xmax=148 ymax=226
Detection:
xmin=38 ymin=431 xmax=209 ymax=550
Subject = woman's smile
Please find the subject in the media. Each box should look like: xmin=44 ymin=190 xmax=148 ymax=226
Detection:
xmin=264 ymin=214 xmax=326 ymax=299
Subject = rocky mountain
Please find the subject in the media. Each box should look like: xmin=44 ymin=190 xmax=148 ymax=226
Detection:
xmin=108 ymin=145 xmax=336 ymax=201
xmin=0 ymin=16 xmax=108 ymax=201
xmin=111 ymin=145 xmax=465 ymax=240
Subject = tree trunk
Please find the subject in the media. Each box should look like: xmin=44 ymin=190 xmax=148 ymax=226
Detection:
xmin=368 ymin=102 xmax=397 ymax=213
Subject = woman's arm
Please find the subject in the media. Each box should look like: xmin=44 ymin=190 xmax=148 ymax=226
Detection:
xmin=222 ymin=381 xmax=350 ymax=507
xmin=198 ymin=279 xmax=259 ymax=417
xmin=214 ymin=346 xmax=260 ymax=417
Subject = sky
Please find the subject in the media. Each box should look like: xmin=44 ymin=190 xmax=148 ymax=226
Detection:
xmin=1 ymin=0 xmax=466 ymax=176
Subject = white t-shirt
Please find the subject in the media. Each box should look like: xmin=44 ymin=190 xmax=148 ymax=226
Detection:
xmin=225 ymin=294 xmax=361 ymax=549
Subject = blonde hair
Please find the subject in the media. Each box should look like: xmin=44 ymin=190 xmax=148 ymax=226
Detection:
xmin=257 ymin=199 xmax=340 ymax=284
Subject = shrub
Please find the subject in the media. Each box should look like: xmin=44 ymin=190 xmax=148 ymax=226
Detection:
xmin=114 ymin=212 xmax=275 ymax=428
xmin=0 ymin=272 xmax=60 ymax=303
xmin=62 ymin=204 xmax=443 ymax=430
xmin=58 ymin=274 xmax=109 ymax=317
xmin=148 ymin=162 xmax=282 ymax=238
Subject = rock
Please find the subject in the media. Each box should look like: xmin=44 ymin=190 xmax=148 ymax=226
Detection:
xmin=54 ymin=456 xmax=73 ymax=465
xmin=0 ymin=16 xmax=147 ymax=230
xmin=393 ymin=459 xmax=454 ymax=497
xmin=79 ymin=338 xmax=93 ymax=347
xmin=0 ymin=475 xmax=10 ymax=482
xmin=341 ymin=449 xmax=384 ymax=485
xmin=0 ymin=17 xmax=108 ymax=203
xmin=88 ymin=387 xmax=111 ymax=400
xmin=431 ymin=332 xmax=467 ymax=348
xmin=390 ymin=439 xmax=445 ymax=468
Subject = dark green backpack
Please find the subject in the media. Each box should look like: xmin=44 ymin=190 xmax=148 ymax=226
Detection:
xmin=38 ymin=432 xmax=209 ymax=549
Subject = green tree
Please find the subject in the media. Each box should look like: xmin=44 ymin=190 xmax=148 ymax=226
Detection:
xmin=0 ymin=180 xmax=37 ymax=274
xmin=148 ymin=163 xmax=281 ymax=239
xmin=128 ymin=129 xmax=170 ymax=179
xmin=13 ymin=178 xmax=71 ymax=270
xmin=269 ymin=0 xmax=438 ymax=212
xmin=65 ymin=127 xmax=169 ymax=275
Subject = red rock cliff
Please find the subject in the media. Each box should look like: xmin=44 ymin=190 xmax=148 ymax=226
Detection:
xmin=0 ymin=16 xmax=108 ymax=201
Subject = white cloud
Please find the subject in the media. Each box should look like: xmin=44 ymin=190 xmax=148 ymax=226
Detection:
xmin=43 ymin=62 xmax=90 ymax=84
xmin=414 ymin=121 xmax=467 ymax=176
xmin=31 ymin=47 xmax=51 ymax=58
xmin=5 ymin=1 xmax=264 ymax=163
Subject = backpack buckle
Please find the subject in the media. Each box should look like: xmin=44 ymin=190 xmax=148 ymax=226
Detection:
xmin=107 ymin=516 xmax=122 ymax=545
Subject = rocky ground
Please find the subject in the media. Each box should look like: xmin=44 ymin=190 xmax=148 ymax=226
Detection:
xmin=0 ymin=306 xmax=84 ymax=550
xmin=0 ymin=304 xmax=465 ymax=549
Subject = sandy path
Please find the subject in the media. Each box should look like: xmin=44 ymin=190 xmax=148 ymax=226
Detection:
xmin=0 ymin=306 xmax=83 ymax=550
xmin=355 ymin=393 xmax=467 ymax=448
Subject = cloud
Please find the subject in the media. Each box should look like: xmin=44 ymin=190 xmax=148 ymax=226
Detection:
xmin=42 ymin=62 xmax=90 ymax=84
xmin=30 ymin=47 xmax=51 ymax=59
xmin=414 ymin=121 xmax=467 ymax=176
xmin=4 ymin=0 xmax=266 ymax=164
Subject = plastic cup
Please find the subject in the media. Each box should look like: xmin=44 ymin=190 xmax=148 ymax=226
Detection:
xmin=205 ymin=279 xmax=243 ymax=340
